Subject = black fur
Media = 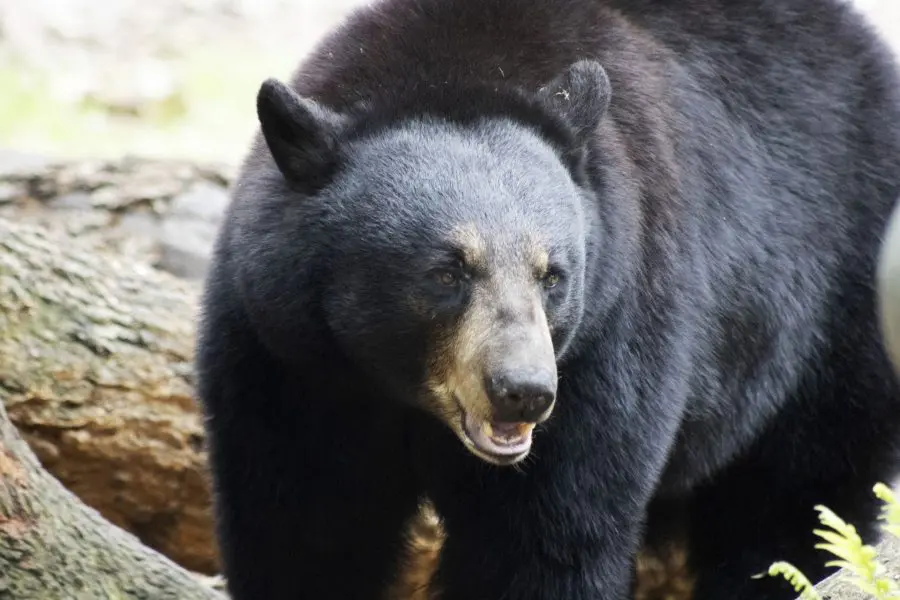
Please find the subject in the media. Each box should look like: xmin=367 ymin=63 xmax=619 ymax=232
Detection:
xmin=195 ymin=0 xmax=900 ymax=598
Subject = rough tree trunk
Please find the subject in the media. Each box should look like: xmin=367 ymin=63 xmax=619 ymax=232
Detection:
xmin=0 ymin=217 xmax=218 ymax=574
xmin=0 ymin=353 xmax=223 ymax=598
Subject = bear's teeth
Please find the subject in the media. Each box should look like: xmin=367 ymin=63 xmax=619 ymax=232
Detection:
xmin=517 ymin=423 xmax=536 ymax=438
xmin=487 ymin=422 xmax=535 ymax=444
xmin=492 ymin=422 xmax=535 ymax=439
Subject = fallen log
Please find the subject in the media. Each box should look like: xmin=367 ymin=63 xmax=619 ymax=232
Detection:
xmin=0 ymin=343 xmax=224 ymax=598
xmin=0 ymin=217 xmax=217 ymax=573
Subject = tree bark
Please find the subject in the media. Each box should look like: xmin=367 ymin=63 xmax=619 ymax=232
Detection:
xmin=0 ymin=217 xmax=217 ymax=574
xmin=0 ymin=355 xmax=224 ymax=598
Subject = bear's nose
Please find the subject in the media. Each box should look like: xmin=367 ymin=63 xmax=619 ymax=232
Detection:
xmin=485 ymin=369 xmax=556 ymax=423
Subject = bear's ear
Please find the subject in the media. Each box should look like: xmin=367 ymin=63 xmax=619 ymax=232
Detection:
xmin=536 ymin=60 xmax=612 ymax=146
xmin=256 ymin=78 xmax=345 ymax=191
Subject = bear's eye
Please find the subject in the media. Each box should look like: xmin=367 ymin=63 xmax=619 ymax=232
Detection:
xmin=541 ymin=269 xmax=563 ymax=290
xmin=431 ymin=259 xmax=467 ymax=288
xmin=435 ymin=269 xmax=460 ymax=287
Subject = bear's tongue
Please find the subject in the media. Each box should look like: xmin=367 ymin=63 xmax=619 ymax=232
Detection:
xmin=463 ymin=413 xmax=534 ymax=456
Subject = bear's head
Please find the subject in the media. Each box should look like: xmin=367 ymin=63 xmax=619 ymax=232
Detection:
xmin=248 ymin=61 xmax=611 ymax=466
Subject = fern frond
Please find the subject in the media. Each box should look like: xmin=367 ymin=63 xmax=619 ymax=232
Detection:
xmin=874 ymin=483 xmax=900 ymax=539
xmin=756 ymin=562 xmax=822 ymax=600
xmin=813 ymin=500 xmax=900 ymax=600
xmin=812 ymin=507 xmax=878 ymax=584
xmin=757 ymin=486 xmax=900 ymax=600
xmin=814 ymin=506 xmax=861 ymax=541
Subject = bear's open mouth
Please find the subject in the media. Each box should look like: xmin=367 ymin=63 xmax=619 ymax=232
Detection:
xmin=460 ymin=410 xmax=535 ymax=463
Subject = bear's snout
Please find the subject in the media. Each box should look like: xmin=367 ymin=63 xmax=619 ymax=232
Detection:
xmin=484 ymin=367 xmax=556 ymax=423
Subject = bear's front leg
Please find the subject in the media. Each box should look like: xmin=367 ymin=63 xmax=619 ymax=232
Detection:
xmin=430 ymin=497 xmax=639 ymax=600
xmin=416 ymin=366 xmax=680 ymax=600
xmin=208 ymin=404 xmax=422 ymax=600
xmin=197 ymin=316 xmax=424 ymax=600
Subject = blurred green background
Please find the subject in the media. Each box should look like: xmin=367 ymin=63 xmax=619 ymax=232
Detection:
xmin=0 ymin=0 xmax=366 ymax=163
xmin=0 ymin=0 xmax=896 ymax=166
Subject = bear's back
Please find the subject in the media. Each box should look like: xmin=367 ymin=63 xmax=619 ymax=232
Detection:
xmin=288 ymin=0 xmax=896 ymax=117
xmin=260 ymin=0 xmax=899 ymax=222
xmin=291 ymin=0 xmax=665 ymax=115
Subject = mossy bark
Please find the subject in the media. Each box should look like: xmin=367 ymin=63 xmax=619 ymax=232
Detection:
xmin=0 ymin=366 xmax=224 ymax=599
xmin=0 ymin=217 xmax=217 ymax=573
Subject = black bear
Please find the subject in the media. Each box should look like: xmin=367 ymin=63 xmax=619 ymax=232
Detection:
xmin=195 ymin=0 xmax=900 ymax=598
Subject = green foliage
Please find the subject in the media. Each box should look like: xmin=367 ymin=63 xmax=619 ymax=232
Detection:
xmin=875 ymin=483 xmax=900 ymax=540
xmin=757 ymin=562 xmax=822 ymax=600
xmin=0 ymin=48 xmax=294 ymax=162
xmin=758 ymin=483 xmax=900 ymax=600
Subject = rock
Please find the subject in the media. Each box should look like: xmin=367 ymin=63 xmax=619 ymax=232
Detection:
xmin=116 ymin=210 xmax=161 ymax=237
xmin=89 ymin=179 xmax=184 ymax=210
xmin=156 ymin=181 xmax=229 ymax=279
xmin=158 ymin=217 xmax=220 ymax=279
xmin=0 ymin=155 xmax=234 ymax=279
xmin=0 ymin=149 xmax=53 ymax=178
xmin=169 ymin=181 xmax=230 ymax=222
xmin=46 ymin=191 xmax=93 ymax=210
xmin=0 ymin=182 xmax=24 ymax=204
